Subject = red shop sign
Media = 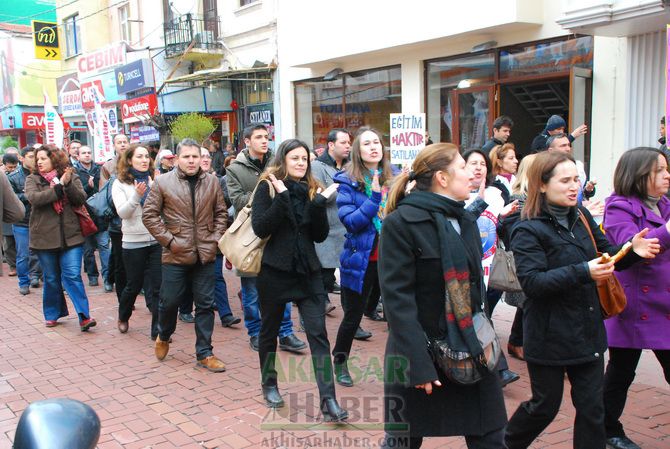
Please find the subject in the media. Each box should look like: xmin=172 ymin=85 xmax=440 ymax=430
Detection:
xmin=80 ymin=80 xmax=105 ymax=109
xmin=22 ymin=112 xmax=46 ymax=129
xmin=121 ymin=93 xmax=158 ymax=123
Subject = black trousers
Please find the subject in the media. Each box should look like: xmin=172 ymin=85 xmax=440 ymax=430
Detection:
xmin=332 ymin=261 xmax=378 ymax=364
xmin=119 ymin=244 xmax=161 ymax=339
xmin=158 ymin=262 xmax=216 ymax=360
xmin=109 ymin=232 xmax=127 ymax=302
xmin=505 ymin=359 xmax=605 ymax=449
xmin=321 ymin=268 xmax=336 ymax=292
xmin=382 ymin=427 xmax=505 ymax=449
xmin=604 ymin=347 xmax=670 ymax=438
xmin=364 ymin=274 xmax=381 ymax=316
xmin=509 ymin=308 xmax=524 ymax=347
xmin=259 ymin=293 xmax=336 ymax=400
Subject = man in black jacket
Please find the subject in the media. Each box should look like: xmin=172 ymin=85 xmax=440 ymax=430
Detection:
xmin=527 ymin=114 xmax=587 ymax=158
xmin=482 ymin=116 xmax=514 ymax=153
xmin=8 ymin=147 xmax=42 ymax=294
xmin=76 ymin=146 xmax=111 ymax=291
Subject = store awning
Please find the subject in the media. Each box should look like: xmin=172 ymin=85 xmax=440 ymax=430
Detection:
xmin=163 ymin=64 xmax=276 ymax=85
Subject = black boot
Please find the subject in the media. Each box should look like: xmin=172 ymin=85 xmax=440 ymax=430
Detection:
xmin=334 ymin=361 xmax=353 ymax=387
xmin=261 ymin=384 xmax=284 ymax=408
xmin=321 ymin=398 xmax=348 ymax=422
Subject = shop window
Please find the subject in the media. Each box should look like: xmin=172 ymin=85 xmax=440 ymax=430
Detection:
xmin=426 ymin=53 xmax=495 ymax=145
xmin=119 ymin=5 xmax=131 ymax=42
xmin=295 ymin=66 xmax=401 ymax=147
xmin=244 ymin=80 xmax=272 ymax=105
xmin=64 ymin=14 xmax=81 ymax=58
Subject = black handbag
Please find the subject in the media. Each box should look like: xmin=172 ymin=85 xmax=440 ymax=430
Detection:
xmin=488 ymin=241 xmax=523 ymax=292
xmin=427 ymin=312 xmax=501 ymax=386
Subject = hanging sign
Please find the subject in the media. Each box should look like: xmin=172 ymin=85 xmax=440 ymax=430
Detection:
xmin=390 ymin=113 xmax=426 ymax=165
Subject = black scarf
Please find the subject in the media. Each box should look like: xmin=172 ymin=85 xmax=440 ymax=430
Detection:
xmin=129 ymin=168 xmax=151 ymax=205
xmin=285 ymin=180 xmax=311 ymax=275
xmin=400 ymin=191 xmax=484 ymax=357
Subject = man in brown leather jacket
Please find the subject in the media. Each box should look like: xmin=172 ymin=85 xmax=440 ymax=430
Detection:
xmin=143 ymin=138 xmax=228 ymax=372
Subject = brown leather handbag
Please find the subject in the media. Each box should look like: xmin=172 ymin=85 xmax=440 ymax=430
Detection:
xmin=578 ymin=213 xmax=627 ymax=319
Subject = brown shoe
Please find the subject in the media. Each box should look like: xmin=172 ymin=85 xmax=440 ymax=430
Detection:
xmin=155 ymin=336 xmax=169 ymax=361
xmin=197 ymin=355 xmax=226 ymax=373
xmin=8 ymin=269 xmax=16 ymax=276
xmin=118 ymin=321 xmax=129 ymax=334
xmin=507 ymin=343 xmax=524 ymax=361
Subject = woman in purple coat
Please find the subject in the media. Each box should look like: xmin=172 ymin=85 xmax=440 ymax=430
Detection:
xmin=602 ymin=147 xmax=670 ymax=449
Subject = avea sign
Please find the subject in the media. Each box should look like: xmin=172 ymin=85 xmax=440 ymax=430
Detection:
xmin=22 ymin=112 xmax=45 ymax=129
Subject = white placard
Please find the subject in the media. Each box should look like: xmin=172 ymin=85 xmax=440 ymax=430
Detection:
xmin=390 ymin=113 xmax=426 ymax=165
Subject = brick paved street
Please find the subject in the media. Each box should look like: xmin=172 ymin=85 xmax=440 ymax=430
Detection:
xmin=0 ymin=265 xmax=668 ymax=449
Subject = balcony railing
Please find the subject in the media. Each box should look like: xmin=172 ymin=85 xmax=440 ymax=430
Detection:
xmin=164 ymin=13 xmax=221 ymax=58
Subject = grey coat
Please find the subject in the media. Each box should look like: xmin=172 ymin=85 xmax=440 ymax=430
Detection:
xmin=311 ymin=158 xmax=345 ymax=268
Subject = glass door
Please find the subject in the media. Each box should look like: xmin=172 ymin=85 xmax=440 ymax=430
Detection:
xmin=450 ymin=86 xmax=494 ymax=149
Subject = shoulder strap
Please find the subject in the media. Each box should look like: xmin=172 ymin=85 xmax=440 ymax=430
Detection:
xmin=247 ymin=178 xmax=275 ymax=207
xmin=578 ymin=211 xmax=597 ymax=253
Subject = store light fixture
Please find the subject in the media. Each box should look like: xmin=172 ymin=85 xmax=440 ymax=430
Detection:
xmin=323 ymin=68 xmax=343 ymax=81
xmin=457 ymin=79 xmax=471 ymax=89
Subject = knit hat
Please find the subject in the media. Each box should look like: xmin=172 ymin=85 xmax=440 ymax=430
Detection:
xmin=545 ymin=115 xmax=566 ymax=132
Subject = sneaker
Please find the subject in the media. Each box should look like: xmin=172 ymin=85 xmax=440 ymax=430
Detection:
xmin=80 ymin=318 xmax=97 ymax=332
xmin=249 ymin=335 xmax=259 ymax=351
xmin=500 ymin=369 xmax=520 ymax=387
xmin=353 ymin=326 xmax=372 ymax=341
xmin=221 ymin=314 xmax=241 ymax=327
xmin=197 ymin=355 xmax=226 ymax=373
xmin=330 ymin=282 xmax=341 ymax=294
xmin=18 ymin=286 xmax=30 ymax=295
xmin=178 ymin=312 xmax=195 ymax=323
xmin=364 ymin=311 xmax=386 ymax=322
xmin=30 ymin=278 xmax=40 ymax=288
xmin=88 ymin=278 xmax=99 ymax=287
xmin=279 ymin=334 xmax=307 ymax=353
xmin=103 ymin=281 xmax=113 ymax=293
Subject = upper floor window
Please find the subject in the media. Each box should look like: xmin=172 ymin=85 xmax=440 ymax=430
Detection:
xmin=119 ymin=5 xmax=131 ymax=42
xmin=64 ymin=14 xmax=81 ymax=58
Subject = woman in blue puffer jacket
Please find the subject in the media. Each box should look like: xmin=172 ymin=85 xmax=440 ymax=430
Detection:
xmin=332 ymin=127 xmax=395 ymax=387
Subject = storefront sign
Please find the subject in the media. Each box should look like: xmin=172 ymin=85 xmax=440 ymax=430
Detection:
xmin=121 ymin=93 xmax=158 ymax=124
xmin=390 ymin=113 xmax=426 ymax=165
xmin=115 ymin=59 xmax=154 ymax=95
xmin=22 ymin=112 xmax=46 ymax=129
xmin=77 ymin=42 xmax=127 ymax=78
xmin=57 ymin=74 xmax=83 ymax=117
xmin=80 ymin=80 xmax=105 ymax=109
xmin=130 ymin=124 xmax=160 ymax=143
xmin=32 ymin=20 xmax=60 ymax=60
xmin=245 ymin=103 xmax=273 ymax=125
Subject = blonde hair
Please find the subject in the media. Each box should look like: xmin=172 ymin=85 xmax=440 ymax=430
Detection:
xmin=511 ymin=154 xmax=537 ymax=196
xmin=386 ymin=143 xmax=460 ymax=214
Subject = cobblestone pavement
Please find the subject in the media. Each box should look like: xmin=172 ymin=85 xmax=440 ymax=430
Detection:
xmin=0 ymin=266 xmax=668 ymax=449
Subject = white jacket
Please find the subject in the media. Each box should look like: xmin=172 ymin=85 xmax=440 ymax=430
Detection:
xmin=111 ymin=179 xmax=153 ymax=243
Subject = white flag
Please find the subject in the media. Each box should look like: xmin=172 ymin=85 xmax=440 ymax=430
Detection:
xmin=43 ymin=92 xmax=64 ymax=147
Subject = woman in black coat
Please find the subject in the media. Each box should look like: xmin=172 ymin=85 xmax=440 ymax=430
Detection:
xmin=379 ymin=143 xmax=507 ymax=449
xmin=251 ymin=139 xmax=347 ymax=421
xmin=505 ymin=152 xmax=660 ymax=449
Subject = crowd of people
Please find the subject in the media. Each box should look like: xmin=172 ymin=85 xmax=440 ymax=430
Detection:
xmin=0 ymin=114 xmax=668 ymax=449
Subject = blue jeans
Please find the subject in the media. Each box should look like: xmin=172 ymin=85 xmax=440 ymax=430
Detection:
xmin=37 ymin=245 xmax=91 ymax=321
xmin=214 ymin=254 xmax=232 ymax=319
xmin=83 ymin=231 xmax=110 ymax=281
xmin=13 ymin=225 xmax=41 ymax=288
xmin=240 ymin=276 xmax=293 ymax=338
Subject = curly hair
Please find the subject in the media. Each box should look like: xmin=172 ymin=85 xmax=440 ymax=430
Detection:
xmin=34 ymin=145 xmax=69 ymax=175
xmin=116 ymin=144 xmax=155 ymax=184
